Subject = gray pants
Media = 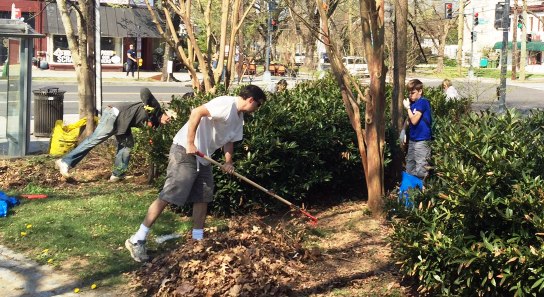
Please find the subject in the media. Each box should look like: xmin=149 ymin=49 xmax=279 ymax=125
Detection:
xmin=406 ymin=140 xmax=431 ymax=179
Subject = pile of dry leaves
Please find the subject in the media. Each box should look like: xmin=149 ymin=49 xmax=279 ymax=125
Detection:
xmin=131 ymin=217 xmax=315 ymax=297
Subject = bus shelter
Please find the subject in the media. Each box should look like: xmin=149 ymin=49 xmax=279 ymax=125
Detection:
xmin=0 ymin=19 xmax=44 ymax=157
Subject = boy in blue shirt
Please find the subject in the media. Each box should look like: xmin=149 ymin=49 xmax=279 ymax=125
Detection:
xmin=403 ymin=79 xmax=432 ymax=180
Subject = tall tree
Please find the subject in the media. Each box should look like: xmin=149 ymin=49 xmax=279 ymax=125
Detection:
xmin=358 ymin=0 xmax=387 ymax=213
xmin=146 ymin=0 xmax=256 ymax=93
xmin=286 ymin=0 xmax=320 ymax=68
xmin=56 ymin=0 xmax=97 ymax=136
xmin=456 ymin=0 xmax=465 ymax=75
xmin=289 ymin=0 xmax=387 ymax=214
xmin=390 ymin=0 xmax=408 ymax=181
xmin=520 ymin=0 xmax=527 ymax=80
xmin=512 ymin=0 xmax=519 ymax=80
xmin=415 ymin=0 xmax=456 ymax=74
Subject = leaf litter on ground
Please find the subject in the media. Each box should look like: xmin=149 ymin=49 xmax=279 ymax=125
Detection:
xmin=130 ymin=215 xmax=314 ymax=297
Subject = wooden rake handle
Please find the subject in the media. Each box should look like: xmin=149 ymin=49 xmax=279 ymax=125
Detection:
xmin=195 ymin=151 xmax=318 ymax=224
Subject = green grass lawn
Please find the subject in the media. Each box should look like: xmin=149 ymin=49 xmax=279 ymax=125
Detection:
xmin=415 ymin=65 xmax=544 ymax=80
xmin=0 ymin=181 xmax=196 ymax=287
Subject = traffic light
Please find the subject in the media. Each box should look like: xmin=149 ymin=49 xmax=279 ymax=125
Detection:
xmin=517 ymin=17 xmax=523 ymax=29
xmin=470 ymin=32 xmax=477 ymax=42
xmin=445 ymin=3 xmax=453 ymax=19
xmin=271 ymin=19 xmax=278 ymax=31
xmin=474 ymin=13 xmax=479 ymax=26
xmin=494 ymin=3 xmax=506 ymax=30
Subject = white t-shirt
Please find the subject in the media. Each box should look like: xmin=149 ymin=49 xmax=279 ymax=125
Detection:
xmin=173 ymin=96 xmax=244 ymax=165
xmin=445 ymin=86 xmax=459 ymax=100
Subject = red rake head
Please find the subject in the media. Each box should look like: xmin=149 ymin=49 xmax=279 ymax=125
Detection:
xmin=299 ymin=208 xmax=318 ymax=226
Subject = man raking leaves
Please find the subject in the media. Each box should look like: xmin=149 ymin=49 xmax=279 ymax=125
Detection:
xmin=125 ymin=85 xmax=267 ymax=263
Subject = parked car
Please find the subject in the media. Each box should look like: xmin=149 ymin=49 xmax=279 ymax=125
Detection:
xmin=294 ymin=53 xmax=305 ymax=66
xmin=342 ymin=56 xmax=369 ymax=77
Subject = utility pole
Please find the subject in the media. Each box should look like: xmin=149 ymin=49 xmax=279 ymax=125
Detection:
xmin=95 ymin=0 xmax=102 ymax=115
xmin=499 ymin=0 xmax=510 ymax=113
xmin=520 ymin=0 xmax=527 ymax=80
xmin=456 ymin=0 xmax=465 ymax=75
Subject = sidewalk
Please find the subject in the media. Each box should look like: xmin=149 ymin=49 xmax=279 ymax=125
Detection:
xmin=0 ymin=245 xmax=119 ymax=297
xmin=32 ymin=68 xmax=195 ymax=85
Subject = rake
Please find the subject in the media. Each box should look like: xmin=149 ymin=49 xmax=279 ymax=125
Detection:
xmin=196 ymin=151 xmax=318 ymax=225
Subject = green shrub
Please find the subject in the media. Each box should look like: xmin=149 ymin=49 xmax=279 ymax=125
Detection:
xmin=130 ymin=78 xmax=471 ymax=218
xmin=132 ymin=78 xmax=363 ymax=215
xmin=390 ymin=109 xmax=544 ymax=296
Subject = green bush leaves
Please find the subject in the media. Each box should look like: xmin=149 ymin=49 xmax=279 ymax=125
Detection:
xmin=391 ymin=109 xmax=544 ymax=296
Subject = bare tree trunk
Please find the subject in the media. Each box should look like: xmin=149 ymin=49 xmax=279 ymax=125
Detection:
xmin=391 ymin=0 xmax=408 ymax=183
xmin=146 ymin=0 xmax=254 ymax=93
xmin=360 ymin=0 xmax=386 ymax=214
xmin=57 ymin=0 xmax=96 ymax=137
xmin=520 ymin=0 xmax=527 ymax=80
xmin=456 ymin=0 xmax=465 ymax=75
xmin=435 ymin=24 xmax=451 ymax=74
xmin=512 ymin=0 xmax=518 ymax=80
xmin=161 ymin=42 xmax=174 ymax=82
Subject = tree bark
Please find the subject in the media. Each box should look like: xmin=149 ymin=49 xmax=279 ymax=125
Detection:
xmin=512 ymin=0 xmax=518 ymax=80
xmin=520 ymin=0 xmax=527 ymax=80
xmin=457 ymin=0 xmax=465 ymax=75
xmin=56 ymin=0 xmax=96 ymax=137
xmin=359 ymin=0 xmax=386 ymax=214
xmin=391 ymin=0 xmax=408 ymax=184
xmin=146 ymin=0 xmax=254 ymax=93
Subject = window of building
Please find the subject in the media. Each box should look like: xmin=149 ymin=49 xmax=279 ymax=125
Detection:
xmin=102 ymin=37 xmax=114 ymax=51
xmin=53 ymin=35 xmax=69 ymax=50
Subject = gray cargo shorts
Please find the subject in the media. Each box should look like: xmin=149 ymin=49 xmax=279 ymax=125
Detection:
xmin=159 ymin=144 xmax=214 ymax=206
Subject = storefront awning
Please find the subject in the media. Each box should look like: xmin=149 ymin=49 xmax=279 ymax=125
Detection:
xmin=44 ymin=4 xmax=161 ymax=38
xmin=493 ymin=41 xmax=544 ymax=51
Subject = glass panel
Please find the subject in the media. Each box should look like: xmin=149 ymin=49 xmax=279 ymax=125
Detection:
xmin=6 ymin=38 xmax=22 ymax=156
xmin=0 ymin=37 xmax=7 ymax=145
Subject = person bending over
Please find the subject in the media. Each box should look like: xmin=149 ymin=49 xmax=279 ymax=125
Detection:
xmin=125 ymin=85 xmax=266 ymax=262
xmin=55 ymin=88 xmax=171 ymax=182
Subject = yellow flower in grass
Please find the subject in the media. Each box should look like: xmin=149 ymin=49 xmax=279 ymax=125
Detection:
xmin=74 ymin=288 xmax=80 ymax=293
xmin=26 ymin=224 xmax=32 ymax=229
xmin=47 ymin=258 xmax=53 ymax=264
xmin=91 ymin=283 xmax=97 ymax=289
xmin=20 ymin=232 xmax=27 ymax=237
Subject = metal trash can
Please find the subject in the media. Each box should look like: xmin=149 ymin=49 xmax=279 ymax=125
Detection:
xmin=33 ymin=87 xmax=65 ymax=137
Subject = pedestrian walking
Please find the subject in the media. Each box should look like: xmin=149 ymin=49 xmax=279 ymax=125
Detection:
xmin=125 ymin=85 xmax=266 ymax=262
xmin=126 ymin=44 xmax=137 ymax=77
xmin=55 ymin=88 xmax=171 ymax=181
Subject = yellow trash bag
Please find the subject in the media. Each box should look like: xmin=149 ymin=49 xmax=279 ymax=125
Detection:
xmin=49 ymin=117 xmax=96 ymax=156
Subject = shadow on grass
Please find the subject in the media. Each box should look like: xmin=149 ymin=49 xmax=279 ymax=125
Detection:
xmin=2 ymin=183 xmax=191 ymax=291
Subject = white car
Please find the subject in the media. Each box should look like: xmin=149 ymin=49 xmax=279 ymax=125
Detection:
xmin=342 ymin=56 xmax=369 ymax=77
xmin=294 ymin=53 xmax=305 ymax=66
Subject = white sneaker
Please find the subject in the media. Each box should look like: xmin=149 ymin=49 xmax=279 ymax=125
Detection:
xmin=55 ymin=159 xmax=70 ymax=178
xmin=109 ymin=175 xmax=123 ymax=182
xmin=125 ymin=238 xmax=149 ymax=262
